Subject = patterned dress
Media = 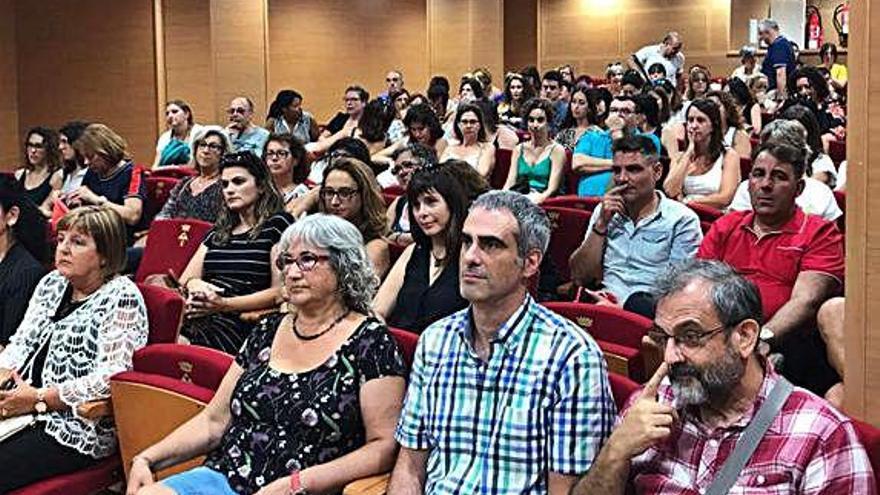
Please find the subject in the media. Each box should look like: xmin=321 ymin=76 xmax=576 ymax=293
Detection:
xmin=203 ymin=314 xmax=406 ymax=494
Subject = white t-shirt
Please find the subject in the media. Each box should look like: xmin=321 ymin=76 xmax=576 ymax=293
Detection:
xmin=811 ymin=153 xmax=837 ymax=182
xmin=728 ymin=177 xmax=842 ymax=221
xmin=836 ymin=161 xmax=847 ymax=191
xmin=635 ymin=44 xmax=685 ymax=79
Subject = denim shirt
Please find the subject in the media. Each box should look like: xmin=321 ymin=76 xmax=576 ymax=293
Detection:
xmin=586 ymin=192 xmax=703 ymax=303
xmin=229 ymin=126 xmax=270 ymax=157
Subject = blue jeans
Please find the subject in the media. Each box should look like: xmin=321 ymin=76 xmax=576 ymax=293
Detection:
xmin=161 ymin=466 xmax=238 ymax=495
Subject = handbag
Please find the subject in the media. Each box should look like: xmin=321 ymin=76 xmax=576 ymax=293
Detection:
xmin=0 ymin=414 xmax=35 ymax=443
xmin=703 ymin=377 xmax=794 ymax=495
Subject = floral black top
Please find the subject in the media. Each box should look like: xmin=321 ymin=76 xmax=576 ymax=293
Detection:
xmin=203 ymin=314 xmax=407 ymax=494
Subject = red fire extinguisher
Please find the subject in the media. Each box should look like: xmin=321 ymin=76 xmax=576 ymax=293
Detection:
xmin=833 ymin=2 xmax=850 ymax=47
xmin=806 ymin=6 xmax=824 ymax=50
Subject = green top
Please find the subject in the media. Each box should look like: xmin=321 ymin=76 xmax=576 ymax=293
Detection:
xmin=516 ymin=143 xmax=558 ymax=192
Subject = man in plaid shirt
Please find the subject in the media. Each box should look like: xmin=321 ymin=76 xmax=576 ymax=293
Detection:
xmin=388 ymin=191 xmax=616 ymax=494
xmin=573 ymin=259 xmax=875 ymax=494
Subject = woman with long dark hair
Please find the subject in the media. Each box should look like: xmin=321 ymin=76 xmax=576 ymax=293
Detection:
xmin=265 ymin=89 xmax=319 ymax=144
xmin=15 ymin=127 xmax=63 ymax=218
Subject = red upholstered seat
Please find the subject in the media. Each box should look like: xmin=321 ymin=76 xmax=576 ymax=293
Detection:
xmin=148 ymin=165 xmax=198 ymax=180
xmin=686 ymin=202 xmax=723 ymax=225
xmin=383 ymin=185 xmax=405 ymax=197
xmin=382 ymin=192 xmax=399 ymax=207
xmin=563 ymin=149 xmax=578 ymax=195
xmin=541 ymin=206 xmax=592 ymax=284
xmin=828 ymin=139 xmax=846 ymax=165
xmin=608 ymin=372 xmax=640 ymax=410
xmin=135 ymin=218 xmax=213 ymax=282
xmin=490 ymin=148 xmax=512 ymax=189
xmin=852 ymin=418 xmax=880 ymax=491
xmin=542 ymin=194 xmax=600 ymax=212
xmin=388 ymin=242 xmax=407 ymax=268
xmin=8 ymin=458 xmax=121 ymax=495
xmin=143 ymin=176 xmax=181 ymax=225
xmin=114 ymin=344 xmax=233 ymax=401
xmin=137 ymin=284 xmax=185 ymax=344
xmin=542 ymin=301 xmax=652 ymax=381
xmin=388 ymin=327 xmax=419 ymax=369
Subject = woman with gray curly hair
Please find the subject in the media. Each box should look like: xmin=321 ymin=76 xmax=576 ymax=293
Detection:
xmin=127 ymin=213 xmax=407 ymax=495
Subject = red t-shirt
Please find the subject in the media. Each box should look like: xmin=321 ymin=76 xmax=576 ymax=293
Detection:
xmin=697 ymin=208 xmax=844 ymax=320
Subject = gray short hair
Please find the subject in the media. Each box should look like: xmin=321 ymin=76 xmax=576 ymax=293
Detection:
xmin=470 ymin=190 xmax=551 ymax=259
xmin=759 ymin=19 xmax=779 ymax=32
xmin=278 ymin=214 xmax=378 ymax=314
xmin=653 ymin=259 xmax=763 ymax=328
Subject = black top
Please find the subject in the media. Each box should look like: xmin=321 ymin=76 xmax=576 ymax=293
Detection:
xmin=81 ymin=161 xmax=148 ymax=239
xmin=180 ymin=212 xmax=294 ymax=354
xmin=203 ymin=314 xmax=406 ymax=494
xmin=326 ymin=112 xmax=350 ymax=135
xmin=17 ymin=170 xmax=53 ymax=207
xmin=0 ymin=244 xmax=46 ymax=345
xmin=388 ymin=243 xmax=468 ymax=334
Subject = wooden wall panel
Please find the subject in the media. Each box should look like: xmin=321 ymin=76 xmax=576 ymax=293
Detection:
xmin=0 ymin=0 xmax=19 ymax=169
xmin=163 ymin=0 xmax=216 ymax=128
xmin=14 ymin=0 xmax=158 ymax=166
xmin=504 ymin=0 xmax=538 ymax=72
xmin=540 ymin=0 xmax=735 ymax=78
xmin=268 ymin=0 xmax=429 ymax=123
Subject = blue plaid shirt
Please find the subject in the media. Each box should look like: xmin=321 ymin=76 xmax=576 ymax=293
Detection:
xmin=395 ymin=295 xmax=616 ymax=494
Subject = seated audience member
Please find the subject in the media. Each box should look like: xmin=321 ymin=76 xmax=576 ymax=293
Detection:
xmin=16 ymin=126 xmax=63 ymax=218
xmin=646 ymin=63 xmax=667 ymax=84
xmin=357 ymin=98 xmax=395 ymax=159
xmin=820 ymin=42 xmax=848 ymax=92
xmin=632 ymin=93 xmax=666 ymax=155
xmin=0 ymin=206 xmax=148 ymax=491
xmin=817 ymin=297 xmax=846 ymax=407
xmin=375 ymin=103 xmax=448 ymax=177
xmin=750 ymin=73 xmax=777 ymax=114
xmin=698 ymin=141 xmax=844 ymax=394
xmin=728 ymin=120 xmax=842 ymax=222
xmin=315 ymin=86 xmax=369 ymax=153
xmin=664 ymin=99 xmax=740 ymax=209
xmin=727 ymin=77 xmax=763 ymax=135
xmin=780 ymin=102 xmax=838 ymax=187
xmin=225 ymin=96 xmax=271 ymax=156
xmin=178 ymin=152 xmax=293 ymax=354
xmin=152 ymin=126 xmax=232 ymax=225
xmin=473 ymin=67 xmax=503 ymax=103
xmin=388 ymin=190 xmax=616 ymax=495
xmin=58 ymin=121 xmax=90 ymax=195
xmin=153 ymin=99 xmax=203 ymax=168
xmin=541 ymin=70 xmax=569 ymax=134
xmin=498 ymin=72 xmax=535 ymax=129
xmin=706 ymin=90 xmax=752 ymax=158
xmin=632 ymin=32 xmax=685 ymax=84
xmin=65 ymin=124 xmax=147 ymax=240
xmin=672 ymin=66 xmax=710 ymax=124
xmin=387 ymin=88 xmax=411 ymax=143
xmin=618 ymin=70 xmax=646 ymax=97
xmin=381 ymin=69 xmax=406 ymax=99
xmin=0 ymin=178 xmax=48 ymax=347
xmin=731 ymin=45 xmax=759 ymax=83
xmin=263 ymin=133 xmax=309 ymax=211
xmin=127 ymin=214 xmax=406 ymax=495
xmin=427 ymin=82 xmax=452 ymax=124
xmin=605 ymin=62 xmax=626 ymax=96
xmin=570 ymin=135 xmax=702 ymax=314
xmin=386 ymin=143 xmax=437 ymax=247
xmin=455 ymin=77 xmax=485 ymax=111
xmin=504 ymin=98 xmax=566 ymax=203
xmin=789 ymin=66 xmax=844 ymax=134
xmin=555 ymin=86 xmax=601 ymax=152
xmin=647 ymin=87 xmax=672 ymax=127
xmin=442 ymin=159 xmax=491 ymax=203
xmin=476 ymin=98 xmax=519 ymax=151
xmin=571 ymin=259 xmax=875 ymax=495
xmin=265 ymin=89 xmax=319 ymax=144
xmin=573 ymin=95 xmax=661 ymax=197
xmin=319 ymin=157 xmax=391 ymax=278
xmin=305 ymin=137 xmax=372 ymax=191
xmin=375 ymin=166 xmax=469 ymax=333
xmin=439 ymin=103 xmax=495 ymax=178
xmin=559 ymin=63 xmax=576 ymax=84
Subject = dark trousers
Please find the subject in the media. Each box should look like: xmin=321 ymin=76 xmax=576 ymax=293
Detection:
xmin=0 ymin=422 xmax=99 ymax=492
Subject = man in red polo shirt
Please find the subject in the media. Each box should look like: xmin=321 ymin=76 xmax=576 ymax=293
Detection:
xmin=698 ymin=140 xmax=844 ymax=393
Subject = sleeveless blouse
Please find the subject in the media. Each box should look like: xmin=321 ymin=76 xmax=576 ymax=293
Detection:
xmin=17 ymin=170 xmax=53 ymax=206
xmin=516 ymin=143 xmax=559 ymax=193
xmin=388 ymin=244 xmax=468 ymax=333
xmin=683 ymin=151 xmax=726 ymax=199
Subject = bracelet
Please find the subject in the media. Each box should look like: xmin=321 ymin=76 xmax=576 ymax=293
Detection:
xmin=592 ymin=225 xmax=607 ymax=237
xmin=289 ymin=469 xmax=308 ymax=494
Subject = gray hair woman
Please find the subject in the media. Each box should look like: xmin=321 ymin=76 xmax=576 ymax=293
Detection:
xmin=128 ymin=214 xmax=406 ymax=495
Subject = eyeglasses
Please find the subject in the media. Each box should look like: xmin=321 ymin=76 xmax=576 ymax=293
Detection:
xmin=646 ymin=323 xmax=727 ymax=350
xmin=386 ymin=77 xmax=401 ymax=82
xmin=197 ymin=142 xmax=224 ymax=152
xmin=609 ymin=107 xmax=634 ymax=115
xmin=392 ymin=160 xmax=422 ymax=175
xmin=265 ymin=149 xmax=291 ymax=159
xmin=226 ymin=107 xmax=249 ymax=115
xmin=275 ymin=252 xmax=330 ymax=272
xmin=320 ymin=187 xmax=359 ymax=201
xmin=527 ymin=116 xmax=547 ymax=123
xmin=25 ymin=142 xmax=45 ymax=150
xmin=459 ymin=119 xmax=480 ymax=126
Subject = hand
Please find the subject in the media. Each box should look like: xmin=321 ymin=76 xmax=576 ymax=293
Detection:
xmin=598 ymin=184 xmax=627 ymax=228
xmin=0 ymin=371 xmax=38 ymax=418
xmin=125 ymin=458 xmax=155 ymax=495
xmin=66 ymin=186 xmax=101 ymax=206
xmin=582 ymin=288 xmax=619 ymax=307
xmin=606 ymin=363 xmax=677 ymax=459
xmin=606 ymin=114 xmax=626 ymax=132
xmin=254 ymin=477 xmax=293 ymax=495
xmin=185 ymin=288 xmax=228 ymax=318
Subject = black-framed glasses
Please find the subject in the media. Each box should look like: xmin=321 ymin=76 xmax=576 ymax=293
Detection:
xmin=226 ymin=107 xmax=248 ymax=115
xmin=197 ymin=142 xmax=224 ymax=152
xmin=646 ymin=323 xmax=727 ymax=350
xmin=275 ymin=252 xmax=330 ymax=272
xmin=320 ymin=187 xmax=359 ymax=201
xmin=392 ymin=160 xmax=422 ymax=175
xmin=25 ymin=142 xmax=45 ymax=150
xmin=265 ymin=150 xmax=291 ymax=159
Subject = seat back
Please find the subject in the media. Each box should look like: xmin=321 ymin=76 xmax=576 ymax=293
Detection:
xmin=135 ymin=218 xmax=213 ymax=282
xmin=563 ymin=149 xmax=579 ymax=195
xmin=542 ymin=194 xmax=600 ymax=212
xmin=609 ymin=372 xmax=640 ymax=410
xmin=490 ymin=148 xmax=513 ymax=189
xmin=8 ymin=459 xmax=120 ymax=495
xmin=687 ymin=202 xmax=723 ymax=224
xmin=111 ymin=344 xmax=234 ymax=480
xmin=137 ymin=284 xmax=185 ymax=344
xmin=388 ymin=327 xmax=419 ymax=369
xmin=143 ymin=176 xmax=181 ymax=225
xmin=828 ymin=139 xmax=846 ymax=165
xmin=542 ymin=301 xmax=652 ymax=381
xmin=542 ymin=206 xmax=592 ymax=284
xmin=383 ymin=184 xmax=405 ymax=197
xmin=851 ymin=418 xmax=880 ymax=491
xmin=149 ymin=165 xmax=198 ymax=180
xmin=740 ymin=156 xmax=753 ymax=180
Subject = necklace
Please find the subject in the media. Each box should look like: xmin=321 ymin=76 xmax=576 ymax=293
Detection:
xmin=291 ymin=310 xmax=351 ymax=341
xmin=430 ymin=249 xmax=446 ymax=268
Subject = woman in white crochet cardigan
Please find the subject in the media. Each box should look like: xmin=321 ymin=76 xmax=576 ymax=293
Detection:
xmin=0 ymin=205 xmax=149 ymax=490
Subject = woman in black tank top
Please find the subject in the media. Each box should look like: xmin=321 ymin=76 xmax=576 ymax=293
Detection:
xmin=16 ymin=127 xmax=63 ymax=217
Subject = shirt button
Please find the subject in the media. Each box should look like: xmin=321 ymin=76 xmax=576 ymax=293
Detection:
xmin=757 ymin=475 xmax=766 ymax=485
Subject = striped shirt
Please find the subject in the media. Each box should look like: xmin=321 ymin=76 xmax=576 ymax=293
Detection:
xmin=396 ymin=295 xmax=616 ymax=494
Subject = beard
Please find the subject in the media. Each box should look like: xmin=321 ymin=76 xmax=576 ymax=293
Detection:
xmin=669 ymin=343 xmax=745 ymax=408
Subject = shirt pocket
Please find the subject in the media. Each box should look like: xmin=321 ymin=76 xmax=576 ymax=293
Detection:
xmin=637 ymin=231 xmax=671 ymax=264
xmin=729 ymin=470 xmax=795 ymax=494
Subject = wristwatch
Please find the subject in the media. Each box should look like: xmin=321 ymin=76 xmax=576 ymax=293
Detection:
xmin=34 ymin=388 xmax=48 ymax=414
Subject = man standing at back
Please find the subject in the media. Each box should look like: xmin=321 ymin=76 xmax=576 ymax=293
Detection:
xmin=632 ymin=32 xmax=685 ymax=85
xmin=758 ymin=18 xmax=796 ymax=99
xmin=388 ymin=190 xmax=616 ymax=495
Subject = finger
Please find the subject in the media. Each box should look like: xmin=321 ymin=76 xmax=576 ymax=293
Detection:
xmin=640 ymin=362 xmax=669 ymax=399
xmin=11 ymin=371 xmax=24 ymax=386
xmin=607 ymin=184 xmax=628 ymax=195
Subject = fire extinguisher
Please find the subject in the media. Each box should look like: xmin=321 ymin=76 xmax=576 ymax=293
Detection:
xmin=806 ymin=6 xmax=824 ymax=50
xmin=833 ymin=2 xmax=850 ymax=48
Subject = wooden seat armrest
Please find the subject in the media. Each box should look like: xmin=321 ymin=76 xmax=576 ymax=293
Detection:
xmin=342 ymin=472 xmax=391 ymax=495
xmin=77 ymin=399 xmax=114 ymax=420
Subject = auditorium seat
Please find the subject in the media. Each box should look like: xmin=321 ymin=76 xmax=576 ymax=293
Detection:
xmin=542 ymin=194 xmax=600 ymax=212
xmin=542 ymin=301 xmax=653 ymax=382
xmin=489 ymin=148 xmax=512 ymax=189
xmin=388 ymin=242 xmax=407 ymax=269
xmin=111 ymin=344 xmax=234 ymax=480
xmin=852 ymin=418 xmax=880 ymax=491
xmin=134 ymin=218 xmax=213 ymax=283
xmin=740 ymin=156 xmax=753 ymax=180
xmin=8 ymin=460 xmax=121 ymax=495
xmin=686 ymin=202 xmax=723 ymax=225
xmin=148 ymin=165 xmax=198 ymax=180
xmin=388 ymin=327 xmax=419 ymax=369
xmin=609 ymin=372 xmax=640 ymax=410
xmin=828 ymin=139 xmax=846 ymax=165
xmin=143 ymin=176 xmax=181 ymax=226
xmin=138 ymin=283 xmax=185 ymax=345
xmin=383 ymin=184 xmax=405 ymax=197
xmin=541 ymin=206 xmax=591 ymax=285
xmin=563 ymin=149 xmax=579 ymax=195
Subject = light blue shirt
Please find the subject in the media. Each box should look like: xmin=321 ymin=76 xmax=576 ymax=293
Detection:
xmin=586 ymin=191 xmax=703 ymax=303
xmin=229 ymin=126 xmax=270 ymax=156
xmin=573 ymin=129 xmax=661 ymax=197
